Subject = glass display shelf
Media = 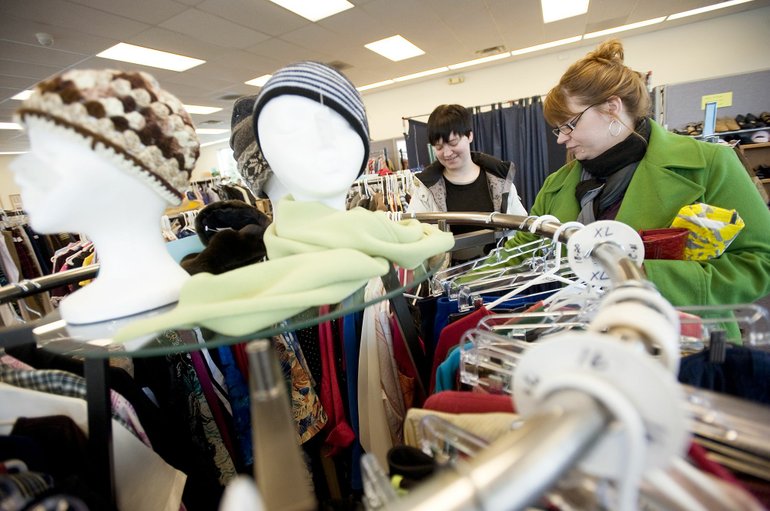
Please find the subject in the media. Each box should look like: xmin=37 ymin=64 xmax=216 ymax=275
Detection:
xmin=3 ymin=258 xmax=439 ymax=359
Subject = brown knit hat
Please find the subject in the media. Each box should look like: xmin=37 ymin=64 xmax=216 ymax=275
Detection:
xmin=15 ymin=69 xmax=200 ymax=205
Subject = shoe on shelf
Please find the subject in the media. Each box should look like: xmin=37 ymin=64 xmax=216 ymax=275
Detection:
xmin=736 ymin=114 xmax=749 ymax=130
xmin=715 ymin=118 xmax=729 ymax=132
xmin=761 ymin=112 xmax=770 ymax=125
xmin=724 ymin=117 xmax=740 ymax=131
xmin=746 ymin=113 xmax=765 ymax=128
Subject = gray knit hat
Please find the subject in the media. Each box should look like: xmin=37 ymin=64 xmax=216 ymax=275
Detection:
xmin=252 ymin=61 xmax=370 ymax=176
xmin=229 ymin=94 xmax=272 ymax=197
xmin=15 ymin=69 xmax=200 ymax=205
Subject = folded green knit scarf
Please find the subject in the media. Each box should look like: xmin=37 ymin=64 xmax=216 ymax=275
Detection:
xmin=115 ymin=198 xmax=453 ymax=341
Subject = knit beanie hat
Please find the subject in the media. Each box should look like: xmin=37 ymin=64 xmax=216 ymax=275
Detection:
xmin=15 ymin=69 xmax=200 ymax=205
xmin=252 ymin=61 xmax=370 ymax=176
xmin=229 ymin=95 xmax=272 ymax=197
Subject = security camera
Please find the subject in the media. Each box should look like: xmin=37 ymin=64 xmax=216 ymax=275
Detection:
xmin=35 ymin=32 xmax=54 ymax=47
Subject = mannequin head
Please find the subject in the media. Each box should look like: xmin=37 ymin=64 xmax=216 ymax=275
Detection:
xmin=12 ymin=68 xmax=200 ymax=325
xmin=252 ymin=61 xmax=369 ymax=210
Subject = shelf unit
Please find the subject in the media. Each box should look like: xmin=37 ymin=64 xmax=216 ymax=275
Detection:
xmin=738 ymin=142 xmax=770 ymax=202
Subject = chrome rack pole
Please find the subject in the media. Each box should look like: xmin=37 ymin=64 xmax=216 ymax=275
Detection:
xmin=0 ymin=264 xmax=100 ymax=303
xmin=384 ymin=391 xmax=610 ymax=511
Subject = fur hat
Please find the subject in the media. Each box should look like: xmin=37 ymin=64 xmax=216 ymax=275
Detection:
xmin=252 ymin=61 xmax=370 ymax=176
xmin=15 ymin=69 xmax=199 ymax=205
xmin=229 ymin=95 xmax=272 ymax=197
xmin=181 ymin=200 xmax=271 ymax=275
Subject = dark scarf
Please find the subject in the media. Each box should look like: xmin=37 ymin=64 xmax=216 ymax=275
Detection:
xmin=575 ymin=118 xmax=651 ymax=223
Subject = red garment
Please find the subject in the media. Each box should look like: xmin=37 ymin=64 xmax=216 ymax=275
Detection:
xmin=430 ymin=306 xmax=493 ymax=394
xmin=318 ymin=305 xmax=355 ymax=456
xmin=688 ymin=442 xmax=742 ymax=487
xmin=424 ymin=391 xmax=515 ymax=414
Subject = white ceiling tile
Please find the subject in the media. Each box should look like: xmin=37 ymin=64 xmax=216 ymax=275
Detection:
xmin=159 ymin=8 xmax=271 ymax=49
xmin=246 ymin=36 xmax=333 ymax=64
xmin=129 ymin=27 xmax=230 ymax=62
xmin=196 ymin=0 xmax=309 ymax=37
xmin=5 ymin=0 xmax=150 ymax=40
xmin=0 ymin=41 xmax=89 ymax=69
xmin=67 ymin=0 xmax=189 ymax=24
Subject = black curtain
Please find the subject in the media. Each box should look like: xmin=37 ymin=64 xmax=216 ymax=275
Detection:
xmin=470 ymin=97 xmax=564 ymax=212
xmin=404 ymin=119 xmax=431 ymax=170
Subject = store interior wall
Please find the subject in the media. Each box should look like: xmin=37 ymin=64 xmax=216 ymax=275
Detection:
xmin=1 ymin=6 xmax=768 ymax=207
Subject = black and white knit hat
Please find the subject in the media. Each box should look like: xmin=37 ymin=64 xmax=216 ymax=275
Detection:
xmin=15 ymin=69 xmax=200 ymax=205
xmin=252 ymin=61 xmax=370 ymax=175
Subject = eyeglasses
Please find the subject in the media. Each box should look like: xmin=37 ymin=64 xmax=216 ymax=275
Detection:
xmin=551 ymin=103 xmax=599 ymax=138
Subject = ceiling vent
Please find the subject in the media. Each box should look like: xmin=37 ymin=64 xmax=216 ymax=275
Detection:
xmin=326 ymin=60 xmax=352 ymax=71
xmin=475 ymin=45 xmax=506 ymax=55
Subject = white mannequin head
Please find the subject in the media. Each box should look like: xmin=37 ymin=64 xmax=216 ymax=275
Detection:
xmin=257 ymin=95 xmax=364 ymax=210
xmin=252 ymin=61 xmax=370 ymax=211
xmin=12 ymin=69 xmax=200 ymax=326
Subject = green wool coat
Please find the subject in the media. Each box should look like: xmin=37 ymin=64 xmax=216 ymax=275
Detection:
xmin=503 ymin=119 xmax=770 ymax=307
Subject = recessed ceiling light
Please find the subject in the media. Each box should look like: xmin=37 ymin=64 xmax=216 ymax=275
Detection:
xmin=245 ymin=74 xmax=273 ymax=87
xmin=357 ymin=79 xmax=395 ymax=92
xmin=196 ymin=128 xmax=229 ymax=135
xmin=584 ymin=17 xmax=666 ymax=39
xmin=541 ymin=0 xmax=589 ymax=23
xmin=269 ymin=0 xmax=353 ymax=22
xmin=393 ymin=67 xmax=449 ymax=83
xmin=0 ymin=151 xmax=26 ymax=155
xmin=12 ymin=90 xmax=33 ymax=101
xmin=510 ymin=36 xmax=582 ymax=56
xmin=365 ymin=35 xmax=425 ymax=62
xmin=667 ymin=0 xmax=754 ymax=20
xmin=0 ymin=122 xmax=22 ymax=130
xmin=183 ymin=104 xmax=223 ymax=115
xmin=97 ymin=43 xmax=205 ymax=72
xmin=448 ymin=52 xmax=511 ymax=70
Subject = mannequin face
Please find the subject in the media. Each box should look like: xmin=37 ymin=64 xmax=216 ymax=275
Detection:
xmin=257 ymin=95 xmax=364 ymax=209
xmin=11 ymin=119 xmax=166 ymax=233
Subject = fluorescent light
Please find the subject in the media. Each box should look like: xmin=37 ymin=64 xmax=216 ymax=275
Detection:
xmin=510 ymin=35 xmax=582 ymax=56
xmin=183 ymin=104 xmax=222 ymax=115
xmin=201 ymin=137 xmax=231 ymax=148
xmin=365 ymin=35 xmax=425 ymax=62
xmin=196 ymin=128 xmax=229 ymax=135
xmin=97 ymin=43 xmax=205 ymax=72
xmin=0 ymin=122 xmax=22 ymax=130
xmin=12 ymin=90 xmax=33 ymax=101
xmin=357 ymin=79 xmax=395 ymax=92
xmin=667 ymin=0 xmax=754 ymax=20
xmin=0 ymin=151 xmax=27 ymax=155
xmin=269 ymin=0 xmax=353 ymax=22
xmin=541 ymin=0 xmax=589 ymax=23
xmin=245 ymin=74 xmax=272 ymax=87
xmin=448 ymin=52 xmax=511 ymax=70
xmin=393 ymin=67 xmax=449 ymax=83
xmin=584 ymin=17 xmax=666 ymax=39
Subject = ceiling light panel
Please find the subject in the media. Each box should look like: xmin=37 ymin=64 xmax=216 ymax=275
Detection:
xmin=541 ymin=0 xmax=589 ymax=23
xmin=667 ymin=0 xmax=754 ymax=20
xmin=448 ymin=52 xmax=511 ymax=70
xmin=393 ymin=67 xmax=449 ymax=83
xmin=12 ymin=91 xmax=33 ymax=101
xmin=183 ymin=105 xmax=223 ymax=115
xmin=365 ymin=35 xmax=425 ymax=62
xmin=510 ymin=36 xmax=583 ymax=56
xmin=0 ymin=123 xmax=22 ymax=130
xmin=196 ymin=128 xmax=229 ymax=135
xmin=357 ymin=79 xmax=395 ymax=92
xmin=97 ymin=43 xmax=205 ymax=72
xmin=584 ymin=17 xmax=666 ymax=39
xmin=245 ymin=74 xmax=273 ymax=87
xmin=269 ymin=0 xmax=354 ymax=22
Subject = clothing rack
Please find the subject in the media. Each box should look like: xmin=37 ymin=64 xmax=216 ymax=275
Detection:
xmin=384 ymin=212 xmax=663 ymax=510
xmin=0 ymin=266 xmax=116 ymax=509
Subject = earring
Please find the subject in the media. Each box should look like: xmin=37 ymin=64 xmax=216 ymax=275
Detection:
xmin=609 ymin=119 xmax=622 ymax=137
